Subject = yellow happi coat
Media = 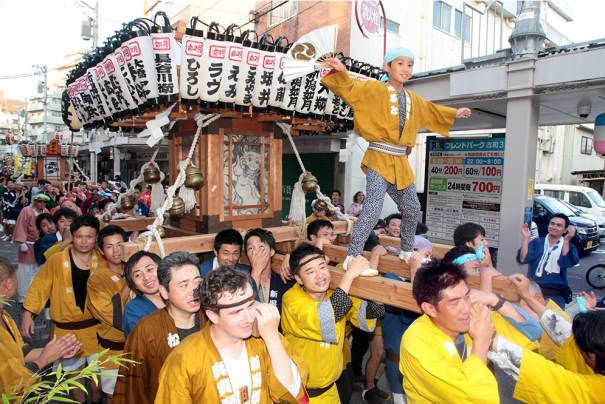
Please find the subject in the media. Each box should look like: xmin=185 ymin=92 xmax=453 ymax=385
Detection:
xmin=513 ymin=342 xmax=605 ymax=404
xmin=281 ymin=284 xmax=377 ymax=404
xmin=321 ymin=71 xmax=457 ymax=190
xmin=23 ymin=246 xmax=105 ymax=357
xmin=554 ymin=334 xmax=595 ymax=375
xmin=0 ymin=311 xmax=35 ymax=396
xmin=400 ymin=312 xmax=537 ymax=404
xmin=43 ymin=240 xmax=63 ymax=261
xmin=86 ymin=266 xmax=135 ymax=370
xmin=536 ymin=299 xmax=572 ymax=360
xmin=155 ymin=324 xmax=309 ymax=404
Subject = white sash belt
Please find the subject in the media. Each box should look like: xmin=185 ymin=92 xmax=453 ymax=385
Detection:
xmin=367 ymin=142 xmax=409 ymax=157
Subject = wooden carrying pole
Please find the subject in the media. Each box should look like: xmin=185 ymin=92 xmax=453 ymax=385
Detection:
xmin=120 ymin=221 xmax=518 ymax=310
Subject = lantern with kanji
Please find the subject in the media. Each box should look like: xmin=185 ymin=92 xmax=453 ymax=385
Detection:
xmin=71 ymin=143 xmax=81 ymax=157
xmin=55 ymin=132 xmax=63 ymax=141
xmin=31 ymin=142 xmax=38 ymax=157
xmin=5 ymin=134 xmax=15 ymax=145
xmin=61 ymin=142 xmax=69 ymax=157
xmin=19 ymin=143 xmax=28 ymax=156
xmin=38 ymin=141 xmax=47 ymax=157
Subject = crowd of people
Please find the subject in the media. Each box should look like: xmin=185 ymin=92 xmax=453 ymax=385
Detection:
xmin=0 ymin=184 xmax=602 ymax=403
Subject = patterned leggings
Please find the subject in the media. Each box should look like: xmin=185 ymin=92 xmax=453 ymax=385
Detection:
xmin=348 ymin=168 xmax=420 ymax=257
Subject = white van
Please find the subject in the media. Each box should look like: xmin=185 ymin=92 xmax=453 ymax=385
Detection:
xmin=534 ymin=184 xmax=605 ymax=218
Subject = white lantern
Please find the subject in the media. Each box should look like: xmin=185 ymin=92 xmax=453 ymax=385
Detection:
xmin=218 ymin=29 xmax=244 ymax=109
xmin=198 ymin=23 xmax=228 ymax=108
xmin=266 ymin=39 xmax=288 ymax=113
xmin=279 ymin=75 xmax=303 ymax=116
xmin=86 ymin=65 xmax=112 ymax=124
xmin=251 ymin=36 xmax=277 ymax=112
xmin=151 ymin=12 xmax=179 ymax=105
xmin=179 ymin=17 xmax=205 ymax=107
xmin=234 ymin=33 xmax=260 ymax=112
xmin=595 ymin=113 xmax=605 ymax=155
xmin=124 ymin=23 xmax=160 ymax=106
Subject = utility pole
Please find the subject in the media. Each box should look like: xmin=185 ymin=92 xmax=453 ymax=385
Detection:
xmin=78 ymin=0 xmax=99 ymax=49
xmin=23 ymin=97 xmax=28 ymax=140
xmin=33 ymin=65 xmax=47 ymax=142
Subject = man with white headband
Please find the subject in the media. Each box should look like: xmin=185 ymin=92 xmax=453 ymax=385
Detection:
xmin=323 ymin=47 xmax=471 ymax=268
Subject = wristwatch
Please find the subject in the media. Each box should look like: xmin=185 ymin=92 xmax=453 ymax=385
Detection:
xmin=490 ymin=293 xmax=506 ymax=311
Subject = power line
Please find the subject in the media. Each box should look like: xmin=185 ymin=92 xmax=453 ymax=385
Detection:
xmin=0 ymin=61 xmax=74 ymax=80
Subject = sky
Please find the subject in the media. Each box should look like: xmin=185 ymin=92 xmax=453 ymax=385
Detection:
xmin=0 ymin=0 xmax=604 ymax=101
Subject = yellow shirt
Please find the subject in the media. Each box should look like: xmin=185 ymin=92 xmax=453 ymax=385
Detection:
xmin=554 ymin=334 xmax=595 ymax=375
xmin=86 ymin=266 xmax=135 ymax=369
xmin=514 ymin=345 xmax=605 ymax=404
xmin=306 ymin=214 xmax=330 ymax=224
xmin=322 ymin=71 xmax=457 ymax=190
xmin=281 ymin=284 xmax=376 ymax=404
xmin=0 ymin=311 xmax=35 ymax=396
xmin=23 ymin=246 xmax=106 ymax=358
xmin=400 ymin=312 xmax=536 ymax=403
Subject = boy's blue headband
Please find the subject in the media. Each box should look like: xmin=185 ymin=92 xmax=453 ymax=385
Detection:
xmin=380 ymin=46 xmax=415 ymax=82
xmin=452 ymin=243 xmax=485 ymax=266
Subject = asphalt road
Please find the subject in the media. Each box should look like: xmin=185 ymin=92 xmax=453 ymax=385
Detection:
xmin=567 ymin=244 xmax=605 ymax=301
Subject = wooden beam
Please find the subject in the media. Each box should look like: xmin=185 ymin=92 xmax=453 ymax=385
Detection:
xmin=377 ymin=235 xmax=452 ymax=259
xmin=240 ymin=253 xmax=421 ymax=312
xmin=322 ymin=244 xmax=518 ymax=301
xmin=105 ymin=217 xmax=159 ymax=232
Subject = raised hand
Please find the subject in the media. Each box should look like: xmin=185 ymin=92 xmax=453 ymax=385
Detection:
xmin=521 ymin=223 xmax=531 ymax=239
xmin=255 ymin=302 xmax=281 ymax=343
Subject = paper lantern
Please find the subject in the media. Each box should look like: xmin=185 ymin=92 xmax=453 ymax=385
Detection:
xmin=123 ymin=21 xmax=160 ymax=106
xmin=71 ymin=143 xmax=81 ymax=157
xmin=61 ymin=142 xmax=69 ymax=157
xmin=279 ymin=76 xmax=303 ymax=116
xmin=31 ymin=142 xmax=38 ymax=157
xmin=179 ymin=17 xmax=205 ymax=106
xmin=86 ymin=64 xmax=112 ymax=124
xmin=266 ymin=38 xmax=289 ymax=113
xmin=251 ymin=35 xmax=277 ymax=112
xmin=38 ymin=142 xmax=47 ymax=157
xmin=62 ymin=89 xmax=84 ymax=131
xmin=294 ymin=70 xmax=320 ymax=117
xmin=198 ymin=23 xmax=227 ymax=109
xmin=234 ymin=32 xmax=260 ymax=112
xmin=55 ymin=132 xmax=63 ymax=141
xmin=111 ymin=44 xmax=142 ymax=113
xmin=595 ymin=113 xmax=605 ymax=155
xmin=151 ymin=12 xmax=179 ymax=105
xmin=218 ymin=26 xmax=244 ymax=109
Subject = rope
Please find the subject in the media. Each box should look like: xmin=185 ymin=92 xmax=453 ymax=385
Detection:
xmin=138 ymin=113 xmax=221 ymax=257
xmin=276 ymin=121 xmax=354 ymax=236
xmin=101 ymin=145 xmax=162 ymax=221
xmin=73 ymin=159 xmax=91 ymax=184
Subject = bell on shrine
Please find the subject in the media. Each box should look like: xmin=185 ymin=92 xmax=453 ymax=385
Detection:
xmin=301 ymin=172 xmax=318 ymax=193
xmin=121 ymin=196 xmax=135 ymax=210
xmin=184 ymin=165 xmax=204 ymax=190
xmin=314 ymin=199 xmax=327 ymax=211
xmin=144 ymin=165 xmax=161 ymax=184
xmin=169 ymin=196 xmax=186 ymax=216
xmin=157 ymin=226 xmax=166 ymax=238
xmin=102 ymin=214 xmax=111 ymax=223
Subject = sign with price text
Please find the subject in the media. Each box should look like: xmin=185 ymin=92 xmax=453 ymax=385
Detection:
xmin=425 ymin=137 xmax=505 ymax=247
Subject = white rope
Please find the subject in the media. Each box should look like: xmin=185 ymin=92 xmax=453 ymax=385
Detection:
xmin=100 ymin=145 xmax=162 ymax=221
xmin=138 ymin=113 xmax=221 ymax=257
xmin=73 ymin=159 xmax=91 ymax=184
xmin=276 ymin=121 xmax=353 ymax=236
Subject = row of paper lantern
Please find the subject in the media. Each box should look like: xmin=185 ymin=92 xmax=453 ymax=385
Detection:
xmin=17 ymin=142 xmax=80 ymax=158
xmin=63 ymin=13 xmax=385 ymax=131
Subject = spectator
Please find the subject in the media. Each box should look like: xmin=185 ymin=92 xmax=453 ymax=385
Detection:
xmin=45 ymin=185 xmax=61 ymax=210
xmin=13 ymin=193 xmax=49 ymax=302
xmin=132 ymin=185 xmax=150 ymax=217
xmin=115 ymin=175 xmax=127 ymax=190
xmin=33 ymin=213 xmax=56 ymax=265
xmin=306 ymin=199 xmax=330 ymax=224
xmin=1 ymin=178 xmax=20 ymax=241
xmin=517 ymin=213 xmax=579 ymax=309
xmin=139 ymin=184 xmax=152 ymax=209
xmin=39 ymin=208 xmax=78 ymax=264
xmin=99 ymin=180 xmax=109 ymax=193
xmin=80 ymin=189 xmax=103 ymax=215
xmin=199 ymin=229 xmax=255 ymax=278
xmin=326 ymin=189 xmax=345 ymax=221
xmin=347 ymin=191 xmax=365 ymax=218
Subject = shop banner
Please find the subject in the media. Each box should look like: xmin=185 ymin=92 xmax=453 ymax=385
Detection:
xmin=425 ymin=137 xmax=505 ymax=247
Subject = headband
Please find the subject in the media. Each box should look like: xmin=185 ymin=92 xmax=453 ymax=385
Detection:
xmin=295 ymin=253 xmax=326 ymax=274
xmin=205 ymin=294 xmax=255 ymax=310
xmin=452 ymin=243 xmax=485 ymax=265
xmin=380 ymin=46 xmax=415 ymax=82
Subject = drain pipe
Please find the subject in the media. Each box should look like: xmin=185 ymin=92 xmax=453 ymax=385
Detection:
xmin=508 ymin=1 xmax=546 ymax=59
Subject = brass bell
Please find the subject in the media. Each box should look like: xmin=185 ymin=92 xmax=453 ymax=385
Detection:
xmin=102 ymin=214 xmax=111 ymax=223
xmin=314 ymin=199 xmax=327 ymax=211
xmin=301 ymin=172 xmax=318 ymax=193
xmin=121 ymin=196 xmax=134 ymax=210
xmin=184 ymin=165 xmax=204 ymax=190
xmin=143 ymin=165 xmax=161 ymax=184
xmin=157 ymin=226 xmax=166 ymax=238
xmin=169 ymin=197 xmax=186 ymax=216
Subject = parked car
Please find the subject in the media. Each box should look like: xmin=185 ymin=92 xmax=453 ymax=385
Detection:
xmin=558 ymin=199 xmax=605 ymax=238
xmin=534 ymin=184 xmax=605 ymax=218
xmin=533 ymin=195 xmax=600 ymax=255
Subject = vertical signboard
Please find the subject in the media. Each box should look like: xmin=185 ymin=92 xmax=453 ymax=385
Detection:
xmin=425 ymin=137 xmax=505 ymax=247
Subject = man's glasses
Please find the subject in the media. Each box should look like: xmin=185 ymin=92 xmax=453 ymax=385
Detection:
xmin=35 ymin=200 xmax=47 ymax=203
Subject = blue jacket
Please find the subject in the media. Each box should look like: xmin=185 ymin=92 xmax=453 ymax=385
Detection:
xmin=199 ymin=255 xmax=260 ymax=301
xmin=516 ymin=237 xmax=579 ymax=290
xmin=123 ymin=293 xmax=159 ymax=338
